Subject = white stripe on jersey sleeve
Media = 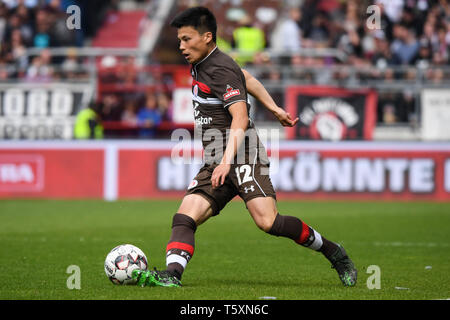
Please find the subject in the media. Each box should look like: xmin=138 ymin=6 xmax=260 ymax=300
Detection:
xmin=223 ymin=99 xmax=248 ymax=109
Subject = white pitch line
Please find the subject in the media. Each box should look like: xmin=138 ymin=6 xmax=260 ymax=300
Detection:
xmin=373 ymin=241 xmax=450 ymax=247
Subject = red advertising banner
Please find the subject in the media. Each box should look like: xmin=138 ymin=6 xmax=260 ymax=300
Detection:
xmin=0 ymin=142 xmax=449 ymax=201
xmin=0 ymin=147 xmax=104 ymax=198
xmin=118 ymin=149 xmax=193 ymax=199
xmin=269 ymin=149 xmax=450 ymax=201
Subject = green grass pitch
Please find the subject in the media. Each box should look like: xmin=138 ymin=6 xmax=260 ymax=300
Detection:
xmin=0 ymin=199 xmax=449 ymax=300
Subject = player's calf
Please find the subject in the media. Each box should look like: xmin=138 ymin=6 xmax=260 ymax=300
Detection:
xmin=266 ymin=213 xmax=357 ymax=286
xmin=165 ymin=213 xmax=197 ymax=280
xmin=267 ymin=213 xmax=325 ymax=250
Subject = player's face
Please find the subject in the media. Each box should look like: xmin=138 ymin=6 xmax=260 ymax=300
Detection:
xmin=177 ymin=26 xmax=212 ymax=64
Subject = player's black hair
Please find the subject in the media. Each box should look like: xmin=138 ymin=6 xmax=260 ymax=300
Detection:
xmin=170 ymin=6 xmax=217 ymax=43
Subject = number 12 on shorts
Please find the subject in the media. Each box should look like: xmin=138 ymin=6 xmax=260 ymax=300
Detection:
xmin=235 ymin=165 xmax=253 ymax=185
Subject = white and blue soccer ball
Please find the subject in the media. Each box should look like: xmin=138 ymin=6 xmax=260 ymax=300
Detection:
xmin=104 ymin=244 xmax=148 ymax=285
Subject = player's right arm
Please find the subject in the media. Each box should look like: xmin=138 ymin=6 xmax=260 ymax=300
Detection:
xmin=242 ymin=69 xmax=299 ymax=127
xmin=211 ymin=101 xmax=248 ymax=189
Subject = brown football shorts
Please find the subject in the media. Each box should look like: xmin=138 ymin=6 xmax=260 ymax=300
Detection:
xmin=185 ymin=162 xmax=276 ymax=216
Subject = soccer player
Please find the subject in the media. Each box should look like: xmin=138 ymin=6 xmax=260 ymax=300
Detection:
xmin=133 ymin=7 xmax=357 ymax=287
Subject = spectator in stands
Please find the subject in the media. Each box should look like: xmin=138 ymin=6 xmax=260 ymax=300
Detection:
xmin=404 ymin=67 xmax=417 ymax=82
xmin=391 ymin=23 xmax=419 ymax=65
xmin=47 ymin=0 xmax=77 ymax=47
xmin=374 ymin=2 xmax=394 ymax=42
xmin=413 ymin=38 xmax=432 ymax=69
xmin=431 ymin=26 xmax=449 ymax=64
xmin=360 ymin=28 xmax=377 ymax=62
xmin=371 ymin=30 xmax=395 ymax=69
xmin=290 ymin=54 xmax=310 ymax=80
xmin=33 ymin=7 xmax=56 ymax=47
xmin=384 ymin=67 xmax=395 ymax=83
xmin=4 ymin=13 xmax=22 ymax=43
xmin=6 ymin=28 xmax=27 ymax=70
xmin=156 ymin=92 xmax=172 ymax=122
xmin=25 ymin=48 xmax=54 ymax=81
xmin=100 ymin=93 xmax=122 ymax=121
xmin=73 ymin=101 xmax=104 ymax=139
xmin=61 ymin=47 xmax=81 ymax=79
xmin=99 ymin=55 xmax=119 ymax=83
xmin=430 ymin=68 xmax=444 ymax=84
xmin=423 ymin=19 xmax=437 ymax=43
xmin=272 ymin=6 xmax=302 ymax=52
xmin=137 ymin=92 xmax=162 ymax=139
xmin=334 ymin=0 xmax=370 ymax=65
xmin=232 ymin=14 xmax=266 ymax=66
xmin=400 ymin=6 xmax=421 ymax=36
xmin=2 ymin=0 xmax=38 ymax=9
xmin=298 ymin=0 xmax=317 ymax=40
xmin=12 ymin=3 xmax=33 ymax=45
xmin=121 ymin=99 xmax=138 ymax=126
xmin=446 ymin=17 xmax=450 ymax=44
xmin=116 ymin=56 xmax=136 ymax=85
xmin=378 ymin=90 xmax=404 ymax=124
xmin=337 ymin=25 xmax=363 ymax=62
xmin=0 ymin=3 xmax=7 ymax=43
xmin=376 ymin=0 xmax=405 ymax=24
xmin=0 ymin=56 xmax=14 ymax=79
xmin=382 ymin=103 xmax=397 ymax=124
xmin=306 ymin=10 xmax=330 ymax=45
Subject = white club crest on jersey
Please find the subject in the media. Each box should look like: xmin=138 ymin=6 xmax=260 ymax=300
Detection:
xmin=188 ymin=179 xmax=198 ymax=190
xmin=193 ymin=84 xmax=199 ymax=97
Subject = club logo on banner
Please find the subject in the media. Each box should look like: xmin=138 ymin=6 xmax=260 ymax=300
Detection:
xmin=285 ymin=86 xmax=377 ymax=141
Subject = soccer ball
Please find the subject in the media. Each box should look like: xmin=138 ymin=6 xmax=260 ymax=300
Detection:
xmin=104 ymin=244 xmax=148 ymax=285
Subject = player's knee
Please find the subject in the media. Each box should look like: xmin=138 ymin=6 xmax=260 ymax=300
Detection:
xmin=247 ymin=197 xmax=278 ymax=232
xmin=255 ymin=214 xmax=277 ymax=233
xmin=178 ymin=194 xmax=213 ymax=225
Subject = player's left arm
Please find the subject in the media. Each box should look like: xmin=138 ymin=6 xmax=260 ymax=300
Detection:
xmin=211 ymin=101 xmax=248 ymax=189
xmin=242 ymin=68 xmax=299 ymax=127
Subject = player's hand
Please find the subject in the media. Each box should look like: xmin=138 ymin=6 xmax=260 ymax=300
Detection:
xmin=211 ymin=163 xmax=231 ymax=189
xmin=274 ymin=107 xmax=299 ymax=127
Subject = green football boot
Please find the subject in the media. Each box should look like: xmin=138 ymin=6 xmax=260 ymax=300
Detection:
xmin=132 ymin=268 xmax=182 ymax=287
xmin=132 ymin=269 xmax=156 ymax=287
xmin=329 ymin=244 xmax=357 ymax=287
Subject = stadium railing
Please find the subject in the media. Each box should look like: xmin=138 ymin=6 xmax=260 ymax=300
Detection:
xmin=2 ymin=45 xmax=450 ymax=140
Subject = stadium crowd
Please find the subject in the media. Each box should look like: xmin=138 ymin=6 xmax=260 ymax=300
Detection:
xmin=203 ymin=0 xmax=450 ymax=125
xmin=0 ymin=0 xmax=115 ymax=79
xmin=1 ymin=0 xmax=450 ymax=137
xmin=276 ymin=0 xmax=449 ymax=69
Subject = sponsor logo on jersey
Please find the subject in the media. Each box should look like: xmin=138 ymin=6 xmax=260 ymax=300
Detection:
xmin=223 ymin=85 xmax=240 ymax=100
xmin=192 ymin=99 xmax=213 ymax=126
xmin=195 ymin=117 xmax=213 ymax=126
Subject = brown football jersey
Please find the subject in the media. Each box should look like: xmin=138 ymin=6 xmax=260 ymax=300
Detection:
xmin=190 ymin=47 xmax=266 ymax=166
xmin=186 ymin=47 xmax=275 ymax=214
